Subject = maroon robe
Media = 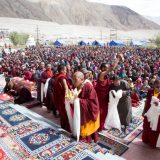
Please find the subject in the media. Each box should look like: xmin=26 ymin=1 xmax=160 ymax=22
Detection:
xmin=11 ymin=68 xmax=17 ymax=77
xmin=91 ymin=80 xmax=97 ymax=88
xmin=66 ymin=72 xmax=73 ymax=89
xmin=130 ymin=92 xmax=140 ymax=107
xmin=79 ymin=82 xmax=99 ymax=125
xmin=142 ymin=89 xmax=160 ymax=147
xmin=41 ymin=70 xmax=53 ymax=106
xmin=54 ymin=73 xmax=71 ymax=132
xmin=78 ymin=82 xmax=100 ymax=142
xmin=24 ymin=71 xmax=33 ymax=81
xmin=41 ymin=70 xmax=53 ymax=84
xmin=95 ymin=77 xmax=111 ymax=130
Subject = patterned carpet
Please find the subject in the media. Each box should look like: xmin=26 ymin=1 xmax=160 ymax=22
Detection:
xmin=0 ymin=74 xmax=5 ymax=93
xmin=101 ymin=116 xmax=143 ymax=145
xmin=101 ymin=104 xmax=144 ymax=145
xmin=0 ymin=102 xmax=124 ymax=160
xmin=98 ymin=134 xmax=128 ymax=156
xmin=132 ymin=100 xmax=145 ymax=117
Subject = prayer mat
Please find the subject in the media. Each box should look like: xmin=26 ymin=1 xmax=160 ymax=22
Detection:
xmin=0 ymin=148 xmax=10 ymax=160
xmin=132 ymin=100 xmax=145 ymax=117
xmin=98 ymin=133 xmax=128 ymax=156
xmin=101 ymin=115 xmax=143 ymax=145
xmin=0 ymin=102 xmax=120 ymax=160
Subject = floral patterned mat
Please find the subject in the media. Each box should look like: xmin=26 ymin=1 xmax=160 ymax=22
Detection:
xmin=101 ymin=116 xmax=143 ymax=145
xmin=0 ymin=102 xmax=121 ymax=160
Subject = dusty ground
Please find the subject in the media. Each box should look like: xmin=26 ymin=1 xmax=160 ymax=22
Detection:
xmin=0 ymin=17 xmax=160 ymax=43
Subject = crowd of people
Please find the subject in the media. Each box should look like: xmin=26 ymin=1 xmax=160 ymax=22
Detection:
xmin=0 ymin=45 xmax=160 ymax=147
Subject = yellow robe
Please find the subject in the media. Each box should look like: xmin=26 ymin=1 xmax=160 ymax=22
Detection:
xmin=81 ymin=113 xmax=100 ymax=137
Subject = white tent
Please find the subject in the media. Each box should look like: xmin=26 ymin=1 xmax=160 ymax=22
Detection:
xmin=130 ymin=40 xmax=145 ymax=47
xmin=26 ymin=36 xmax=36 ymax=47
xmin=0 ymin=38 xmax=12 ymax=47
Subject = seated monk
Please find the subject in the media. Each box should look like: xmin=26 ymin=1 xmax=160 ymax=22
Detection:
xmin=24 ymin=70 xmax=33 ymax=81
xmin=67 ymin=71 xmax=100 ymax=143
xmin=14 ymin=85 xmax=33 ymax=104
xmin=130 ymin=89 xmax=140 ymax=107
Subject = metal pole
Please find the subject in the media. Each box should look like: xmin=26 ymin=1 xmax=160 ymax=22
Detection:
xmin=36 ymin=26 xmax=40 ymax=46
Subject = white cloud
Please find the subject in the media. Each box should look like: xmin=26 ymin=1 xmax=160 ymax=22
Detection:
xmin=87 ymin=0 xmax=160 ymax=17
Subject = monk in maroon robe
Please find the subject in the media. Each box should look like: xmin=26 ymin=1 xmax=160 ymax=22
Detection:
xmin=41 ymin=64 xmax=53 ymax=109
xmin=142 ymin=80 xmax=160 ymax=148
xmin=130 ymin=90 xmax=140 ymax=107
xmin=54 ymin=64 xmax=71 ymax=132
xmin=72 ymin=71 xmax=100 ymax=143
xmin=24 ymin=70 xmax=33 ymax=81
xmin=95 ymin=63 xmax=112 ymax=130
xmin=41 ymin=64 xmax=53 ymax=84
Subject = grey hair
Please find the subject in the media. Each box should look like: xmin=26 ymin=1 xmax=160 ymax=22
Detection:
xmin=75 ymin=71 xmax=84 ymax=80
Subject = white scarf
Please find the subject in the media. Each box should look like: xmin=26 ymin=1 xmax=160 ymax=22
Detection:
xmin=145 ymin=96 xmax=160 ymax=131
xmin=65 ymin=79 xmax=92 ymax=141
xmin=44 ymin=78 xmax=51 ymax=98
xmin=104 ymin=90 xmax=122 ymax=131
xmin=41 ymin=83 xmax=44 ymax=102
xmin=145 ymin=96 xmax=160 ymax=147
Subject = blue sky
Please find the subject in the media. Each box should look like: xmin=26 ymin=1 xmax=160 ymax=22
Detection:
xmin=87 ymin=0 xmax=160 ymax=17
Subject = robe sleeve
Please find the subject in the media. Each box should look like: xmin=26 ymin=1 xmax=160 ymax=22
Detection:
xmin=79 ymin=83 xmax=99 ymax=125
xmin=157 ymin=116 xmax=160 ymax=132
xmin=143 ymin=89 xmax=154 ymax=114
xmin=41 ymin=72 xmax=47 ymax=83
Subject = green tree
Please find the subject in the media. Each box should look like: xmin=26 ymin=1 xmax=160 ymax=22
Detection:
xmin=9 ymin=32 xmax=19 ymax=46
xmin=18 ymin=33 xmax=29 ymax=45
xmin=155 ymin=33 xmax=160 ymax=48
xmin=48 ymin=40 xmax=53 ymax=46
xmin=9 ymin=32 xmax=29 ymax=46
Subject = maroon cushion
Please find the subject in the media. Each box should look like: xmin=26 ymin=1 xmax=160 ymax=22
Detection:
xmin=22 ymin=99 xmax=41 ymax=108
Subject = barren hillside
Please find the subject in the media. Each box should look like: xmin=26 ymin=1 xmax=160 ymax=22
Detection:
xmin=0 ymin=0 xmax=159 ymax=30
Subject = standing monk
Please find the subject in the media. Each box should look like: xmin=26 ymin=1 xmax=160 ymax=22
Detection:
xmin=41 ymin=64 xmax=53 ymax=108
xmin=72 ymin=71 xmax=100 ymax=142
xmin=142 ymin=80 xmax=160 ymax=148
xmin=54 ymin=64 xmax=70 ymax=132
xmin=41 ymin=64 xmax=53 ymax=83
xmin=45 ymin=74 xmax=58 ymax=116
xmin=95 ymin=63 xmax=112 ymax=130
xmin=35 ymin=62 xmax=45 ymax=102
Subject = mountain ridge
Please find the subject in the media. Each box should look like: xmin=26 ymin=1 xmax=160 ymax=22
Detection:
xmin=0 ymin=0 xmax=159 ymax=30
